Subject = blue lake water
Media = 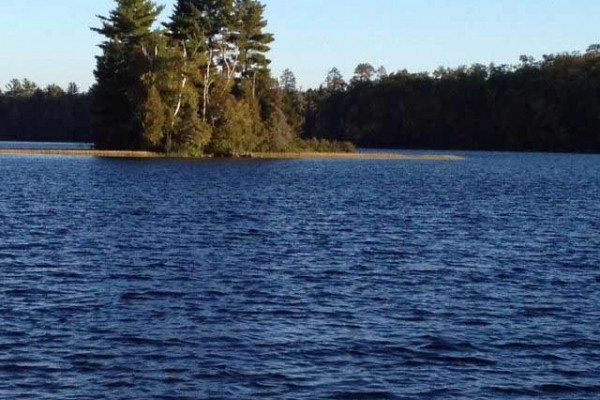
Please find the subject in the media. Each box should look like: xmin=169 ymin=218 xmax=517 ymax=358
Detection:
xmin=0 ymin=151 xmax=599 ymax=399
xmin=0 ymin=141 xmax=93 ymax=150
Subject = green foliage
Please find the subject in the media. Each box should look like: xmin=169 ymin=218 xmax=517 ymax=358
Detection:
xmin=167 ymin=1 xmax=207 ymax=44
xmin=208 ymin=98 xmax=258 ymax=155
xmin=280 ymin=69 xmax=297 ymax=92
xmin=587 ymin=44 xmax=600 ymax=54
xmin=304 ymin=53 xmax=600 ymax=153
xmin=376 ymin=66 xmax=388 ymax=80
xmin=297 ymin=138 xmax=356 ymax=153
xmin=67 ymin=82 xmax=80 ymax=95
xmin=141 ymin=84 xmax=166 ymax=148
xmin=91 ymin=0 xmax=164 ymax=150
xmin=353 ymin=63 xmax=376 ymax=83
xmin=234 ymin=0 xmax=274 ymax=77
xmin=0 ymin=79 xmax=91 ymax=142
xmin=264 ymin=108 xmax=293 ymax=151
xmin=5 ymin=78 xmax=39 ymax=97
xmin=7 ymin=35 xmax=600 ymax=155
xmin=173 ymin=104 xmax=213 ymax=155
xmin=92 ymin=0 xmax=164 ymax=45
xmin=280 ymin=69 xmax=305 ymax=135
xmin=90 ymin=0 xmax=351 ymax=155
xmin=45 ymin=84 xmax=65 ymax=97
xmin=325 ymin=67 xmax=346 ymax=92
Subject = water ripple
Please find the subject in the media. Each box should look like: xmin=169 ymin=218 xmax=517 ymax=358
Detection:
xmin=0 ymin=151 xmax=599 ymax=398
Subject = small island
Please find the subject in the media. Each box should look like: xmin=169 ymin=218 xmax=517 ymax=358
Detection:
xmin=88 ymin=0 xmax=355 ymax=157
xmin=0 ymin=0 xmax=463 ymax=161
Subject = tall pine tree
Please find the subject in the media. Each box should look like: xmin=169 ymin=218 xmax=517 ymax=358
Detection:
xmin=91 ymin=0 xmax=164 ymax=149
xmin=234 ymin=0 xmax=274 ymax=98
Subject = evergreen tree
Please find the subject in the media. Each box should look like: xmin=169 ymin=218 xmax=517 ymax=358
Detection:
xmin=376 ymin=66 xmax=388 ymax=80
xmin=234 ymin=0 xmax=274 ymax=97
xmin=5 ymin=79 xmax=25 ymax=96
xmin=208 ymin=98 xmax=257 ymax=155
xmin=0 ymin=79 xmax=92 ymax=142
xmin=352 ymin=63 xmax=376 ymax=83
xmin=279 ymin=69 xmax=304 ymax=135
xmin=280 ymin=69 xmax=297 ymax=92
xmin=586 ymin=44 xmax=600 ymax=55
xmin=4 ymin=79 xmax=39 ymax=97
xmin=45 ymin=84 xmax=65 ymax=97
xmin=86 ymin=0 xmax=348 ymax=155
xmin=67 ymin=82 xmax=80 ymax=95
xmin=325 ymin=67 xmax=346 ymax=92
xmin=22 ymin=79 xmax=39 ymax=96
xmin=141 ymin=84 xmax=166 ymax=148
xmin=91 ymin=0 xmax=164 ymax=149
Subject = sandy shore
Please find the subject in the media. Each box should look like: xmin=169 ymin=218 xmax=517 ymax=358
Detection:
xmin=0 ymin=149 xmax=464 ymax=161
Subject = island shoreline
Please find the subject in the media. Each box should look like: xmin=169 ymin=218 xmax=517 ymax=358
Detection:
xmin=0 ymin=149 xmax=464 ymax=161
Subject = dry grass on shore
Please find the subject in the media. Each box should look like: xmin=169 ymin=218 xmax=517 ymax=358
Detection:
xmin=249 ymin=152 xmax=464 ymax=161
xmin=0 ymin=149 xmax=162 ymax=158
xmin=0 ymin=148 xmax=464 ymax=161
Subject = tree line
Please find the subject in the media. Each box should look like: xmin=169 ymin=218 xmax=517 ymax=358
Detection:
xmin=0 ymin=79 xmax=91 ymax=142
xmin=2 ymin=0 xmax=600 ymax=154
xmin=90 ymin=0 xmax=351 ymax=155
xmin=302 ymin=46 xmax=600 ymax=153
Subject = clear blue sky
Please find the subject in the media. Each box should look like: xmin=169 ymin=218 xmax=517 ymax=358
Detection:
xmin=0 ymin=0 xmax=598 ymax=90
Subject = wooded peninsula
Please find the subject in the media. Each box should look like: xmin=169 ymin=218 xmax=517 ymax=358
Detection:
xmin=1 ymin=0 xmax=599 ymax=154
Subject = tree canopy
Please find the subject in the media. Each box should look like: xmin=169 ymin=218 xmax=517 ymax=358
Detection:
xmin=0 ymin=79 xmax=90 ymax=142
xmin=3 ymin=2 xmax=599 ymax=155
xmin=89 ymin=0 xmax=348 ymax=155
xmin=305 ymin=52 xmax=600 ymax=153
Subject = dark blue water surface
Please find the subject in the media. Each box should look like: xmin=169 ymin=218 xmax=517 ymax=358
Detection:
xmin=0 ymin=141 xmax=93 ymax=150
xmin=0 ymin=151 xmax=599 ymax=399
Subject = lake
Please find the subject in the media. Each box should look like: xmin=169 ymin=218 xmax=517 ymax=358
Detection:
xmin=0 ymin=141 xmax=93 ymax=150
xmin=0 ymin=150 xmax=599 ymax=399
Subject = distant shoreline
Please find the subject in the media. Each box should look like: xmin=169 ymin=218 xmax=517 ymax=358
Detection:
xmin=0 ymin=149 xmax=464 ymax=161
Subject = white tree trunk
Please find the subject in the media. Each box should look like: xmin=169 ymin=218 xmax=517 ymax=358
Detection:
xmin=173 ymin=42 xmax=188 ymax=122
xmin=202 ymin=48 xmax=214 ymax=122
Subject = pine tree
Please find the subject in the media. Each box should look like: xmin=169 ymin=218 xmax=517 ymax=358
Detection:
xmin=93 ymin=0 xmax=164 ymax=45
xmin=279 ymin=69 xmax=304 ymax=135
xmin=91 ymin=0 xmax=164 ymax=149
xmin=67 ymin=82 xmax=80 ymax=95
xmin=22 ymin=79 xmax=39 ymax=96
xmin=90 ymin=0 xmax=294 ymax=155
xmin=280 ymin=69 xmax=297 ymax=92
xmin=5 ymin=79 xmax=25 ymax=96
xmin=352 ymin=63 xmax=376 ymax=83
xmin=45 ymin=84 xmax=65 ymax=97
xmin=325 ymin=67 xmax=346 ymax=92
xmin=234 ymin=0 xmax=274 ymax=97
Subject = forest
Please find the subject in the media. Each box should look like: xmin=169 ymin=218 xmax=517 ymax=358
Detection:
xmin=1 ymin=0 xmax=599 ymax=154
xmin=305 ymin=47 xmax=600 ymax=153
xmin=0 ymin=79 xmax=91 ymax=142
